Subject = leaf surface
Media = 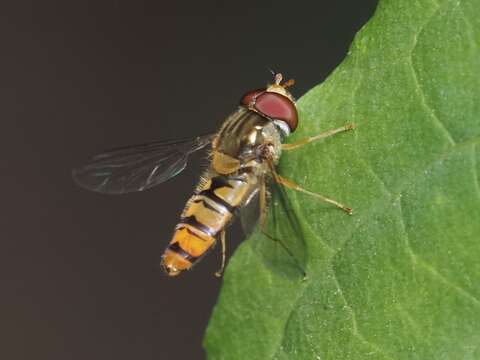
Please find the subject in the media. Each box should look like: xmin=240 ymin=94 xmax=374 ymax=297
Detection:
xmin=204 ymin=0 xmax=480 ymax=358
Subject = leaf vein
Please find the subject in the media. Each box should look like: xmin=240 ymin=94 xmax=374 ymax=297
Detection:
xmin=397 ymin=195 xmax=480 ymax=309
xmin=416 ymin=256 xmax=480 ymax=308
xmin=395 ymin=303 xmax=422 ymax=334
xmin=457 ymin=1 xmax=478 ymax=50
xmin=410 ymin=2 xmax=456 ymax=146
xmin=471 ymin=144 xmax=480 ymax=200
xmin=331 ymin=271 xmax=396 ymax=360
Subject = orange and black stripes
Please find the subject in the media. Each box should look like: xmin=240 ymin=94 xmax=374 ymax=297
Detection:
xmin=161 ymin=108 xmax=272 ymax=276
xmin=180 ymin=215 xmax=217 ymax=238
xmin=161 ymin=171 xmax=257 ymax=276
xmin=168 ymin=239 xmax=199 ymax=263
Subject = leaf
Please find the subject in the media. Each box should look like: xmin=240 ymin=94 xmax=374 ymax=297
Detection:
xmin=204 ymin=0 xmax=480 ymax=359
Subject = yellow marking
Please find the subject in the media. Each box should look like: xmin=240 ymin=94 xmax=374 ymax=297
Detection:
xmin=170 ymin=227 xmax=215 ymax=258
xmin=266 ymin=84 xmax=290 ymax=98
xmin=182 ymin=223 xmax=212 ymax=241
xmin=212 ymin=152 xmax=241 ymax=174
xmin=184 ymin=200 xmax=232 ymax=233
xmin=214 ymin=181 xmax=250 ymax=207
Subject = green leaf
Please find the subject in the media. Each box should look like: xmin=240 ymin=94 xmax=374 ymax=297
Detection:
xmin=204 ymin=0 xmax=480 ymax=358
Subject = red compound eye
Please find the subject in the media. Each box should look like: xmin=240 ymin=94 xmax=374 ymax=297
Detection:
xmin=240 ymin=88 xmax=265 ymax=107
xmin=254 ymin=92 xmax=298 ymax=131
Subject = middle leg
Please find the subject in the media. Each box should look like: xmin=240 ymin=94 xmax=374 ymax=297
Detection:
xmin=274 ymin=174 xmax=353 ymax=215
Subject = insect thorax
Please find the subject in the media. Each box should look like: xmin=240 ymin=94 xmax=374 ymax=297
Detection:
xmin=212 ymin=107 xmax=284 ymax=175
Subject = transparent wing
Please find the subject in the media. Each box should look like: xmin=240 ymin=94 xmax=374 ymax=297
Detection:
xmin=240 ymin=163 xmax=307 ymax=279
xmin=72 ymin=133 xmax=214 ymax=194
xmin=239 ymin=190 xmax=260 ymax=238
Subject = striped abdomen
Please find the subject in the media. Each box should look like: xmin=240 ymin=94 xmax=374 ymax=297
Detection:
xmin=161 ymin=171 xmax=258 ymax=276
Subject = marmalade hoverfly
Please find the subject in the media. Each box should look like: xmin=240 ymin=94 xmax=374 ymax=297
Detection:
xmin=73 ymin=73 xmax=354 ymax=277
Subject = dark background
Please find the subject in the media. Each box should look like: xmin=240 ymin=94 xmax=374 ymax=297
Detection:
xmin=1 ymin=1 xmax=377 ymax=359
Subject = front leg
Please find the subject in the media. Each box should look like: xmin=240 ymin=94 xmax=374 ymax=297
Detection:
xmin=282 ymin=123 xmax=355 ymax=151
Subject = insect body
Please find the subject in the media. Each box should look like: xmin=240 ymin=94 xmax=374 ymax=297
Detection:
xmin=73 ymin=73 xmax=354 ymax=277
xmin=163 ymin=105 xmax=286 ymax=276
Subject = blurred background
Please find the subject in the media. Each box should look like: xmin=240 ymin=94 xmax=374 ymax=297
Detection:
xmin=1 ymin=1 xmax=377 ymax=359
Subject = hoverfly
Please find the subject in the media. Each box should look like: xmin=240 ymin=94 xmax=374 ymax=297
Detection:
xmin=73 ymin=72 xmax=354 ymax=277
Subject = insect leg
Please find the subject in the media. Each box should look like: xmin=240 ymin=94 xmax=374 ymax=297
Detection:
xmin=282 ymin=123 xmax=355 ymax=151
xmin=274 ymin=174 xmax=353 ymax=215
xmin=214 ymin=229 xmax=227 ymax=278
